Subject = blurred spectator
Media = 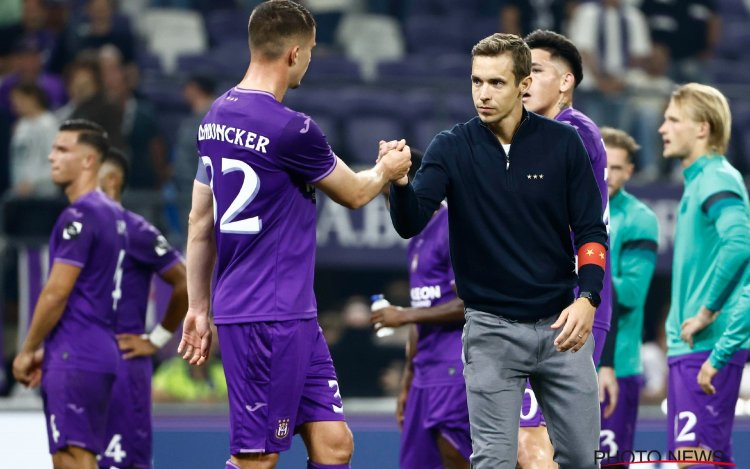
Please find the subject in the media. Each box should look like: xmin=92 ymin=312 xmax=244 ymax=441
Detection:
xmin=152 ymin=327 xmax=227 ymax=402
xmin=49 ymin=0 xmax=136 ymax=74
xmin=0 ymin=0 xmax=22 ymax=29
xmin=171 ymin=74 xmax=216 ymax=239
xmin=330 ymin=296 xmax=403 ymax=396
xmin=641 ymin=0 xmax=719 ymax=83
xmin=498 ymin=0 xmax=576 ymax=37
xmin=0 ymin=0 xmax=57 ymax=68
xmin=62 ymin=58 xmax=124 ymax=146
xmin=0 ymin=37 xmax=66 ymax=118
xmin=99 ymin=46 xmax=169 ymax=189
xmin=624 ymin=43 xmax=674 ymax=180
xmin=9 ymin=82 xmax=58 ymax=197
xmin=568 ymin=0 xmax=651 ymax=129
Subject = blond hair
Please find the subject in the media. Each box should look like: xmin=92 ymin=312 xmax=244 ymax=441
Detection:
xmin=670 ymin=83 xmax=732 ymax=155
xmin=472 ymin=33 xmax=531 ymax=85
xmin=600 ymin=127 xmax=640 ymax=162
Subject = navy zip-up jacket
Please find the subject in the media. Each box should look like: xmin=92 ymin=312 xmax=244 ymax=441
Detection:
xmin=390 ymin=109 xmax=607 ymax=321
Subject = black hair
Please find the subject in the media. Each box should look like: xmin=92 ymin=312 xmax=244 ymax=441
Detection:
xmin=524 ymin=30 xmax=584 ymax=88
xmin=11 ymin=82 xmax=50 ymax=110
xmin=103 ymin=147 xmax=130 ymax=189
xmin=59 ymin=119 xmax=110 ymax=159
xmin=186 ymin=75 xmax=217 ymax=96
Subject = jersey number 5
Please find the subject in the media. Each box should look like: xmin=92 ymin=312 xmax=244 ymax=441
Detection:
xmin=202 ymin=156 xmax=262 ymax=234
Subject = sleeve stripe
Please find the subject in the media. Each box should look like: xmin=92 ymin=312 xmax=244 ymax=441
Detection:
xmin=53 ymin=258 xmax=85 ymax=268
xmin=622 ymin=239 xmax=658 ymax=253
xmin=701 ymin=191 xmax=742 ymax=214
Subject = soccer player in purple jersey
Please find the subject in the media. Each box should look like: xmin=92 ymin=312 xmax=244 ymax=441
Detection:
xmin=12 ymin=119 xmax=126 ymax=469
xmin=177 ymin=2 xmax=411 ymax=469
xmin=97 ymin=148 xmax=188 ymax=469
xmin=519 ymin=30 xmax=618 ymax=468
xmin=371 ymin=153 xmax=470 ymax=469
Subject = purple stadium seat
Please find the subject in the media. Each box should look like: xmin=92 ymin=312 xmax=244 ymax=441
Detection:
xmin=411 ymin=118 xmax=454 ymax=151
xmin=445 ymin=93 xmax=476 ymax=122
xmin=708 ymin=59 xmax=750 ymax=85
xmin=337 ymin=87 xmax=402 ymax=116
xmin=404 ymin=15 xmax=465 ymax=54
xmin=376 ymin=55 xmax=435 ymax=81
xmin=717 ymin=0 xmax=749 ymax=18
xmin=436 ymin=53 xmax=470 ymax=79
xmin=343 ymin=116 xmax=405 ymax=163
xmin=304 ymin=55 xmax=361 ymax=82
xmin=206 ymin=9 xmax=248 ymax=46
xmin=402 ymin=89 xmax=440 ymax=120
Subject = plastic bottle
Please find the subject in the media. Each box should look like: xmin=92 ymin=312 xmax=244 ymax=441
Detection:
xmin=370 ymin=294 xmax=395 ymax=338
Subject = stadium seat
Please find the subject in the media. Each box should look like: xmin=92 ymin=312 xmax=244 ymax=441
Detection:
xmin=304 ymin=55 xmax=362 ymax=83
xmin=336 ymin=13 xmax=406 ymax=81
xmin=403 ymin=15 xmax=465 ymax=54
xmin=376 ymin=55 xmax=436 ymax=82
xmin=411 ymin=118 xmax=455 ymax=151
xmin=284 ymin=87 xmax=345 ymax=118
xmin=205 ymin=9 xmax=249 ymax=46
xmin=343 ymin=117 xmax=405 ymax=163
xmin=136 ymin=8 xmax=208 ymax=74
xmin=716 ymin=0 xmax=750 ymax=18
xmin=445 ymin=93 xmax=476 ymax=122
xmin=337 ymin=87 xmax=402 ymax=117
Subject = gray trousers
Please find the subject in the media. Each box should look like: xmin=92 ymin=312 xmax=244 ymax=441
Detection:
xmin=462 ymin=308 xmax=600 ymax=469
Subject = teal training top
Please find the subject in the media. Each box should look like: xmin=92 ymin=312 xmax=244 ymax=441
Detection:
xmin=667 ymin=154 xmax=750 ymax=368
xmin=610 ymin=189 xmax=659 ymax=377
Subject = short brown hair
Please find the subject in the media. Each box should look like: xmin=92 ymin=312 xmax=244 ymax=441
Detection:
xmin=472 ymin=33 xmax=531 ymax=85
xmin=248 ymin=0 xmax=316 ymax=60
xmin=601 ymin=127 xmax=640 ymax=162
xmin=670 ymin=83 xmax=732 ymax=155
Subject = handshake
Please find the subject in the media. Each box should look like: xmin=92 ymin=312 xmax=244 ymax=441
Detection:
xmin=377 ymin=138 xmax=413 ymax=186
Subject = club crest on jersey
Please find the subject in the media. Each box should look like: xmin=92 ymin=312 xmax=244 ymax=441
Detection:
xmin=526 ymin=173 xmax=544 ymax=181
xmin=63 ymin=221 xmax=83 ymax=240
xmin=276 ymin=419 xmax=290 ymax=439
xmin=154 ymin=235 xmax=171 ymax=256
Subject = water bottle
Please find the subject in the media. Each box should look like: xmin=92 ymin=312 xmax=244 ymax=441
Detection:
xmin=371 ymin=294 xmax=395 ymax=338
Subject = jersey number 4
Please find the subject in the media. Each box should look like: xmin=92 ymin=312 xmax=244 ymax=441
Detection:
xmin=202 ymin=156 xmax=262 ymax=234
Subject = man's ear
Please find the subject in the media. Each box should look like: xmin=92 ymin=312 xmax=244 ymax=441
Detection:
xmin=519 ymin=75 xmax=532 ymax=94
xmin=560 ymin=71 xmax=575 ymax=93
xmin=288 ymin=45 xmax=301 ymax=67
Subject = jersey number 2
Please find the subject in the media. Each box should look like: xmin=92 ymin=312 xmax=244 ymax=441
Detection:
xmin=202 ymin=156 xmax=262 ymax=234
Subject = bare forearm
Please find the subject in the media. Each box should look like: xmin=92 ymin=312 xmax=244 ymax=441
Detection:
xmin=161 ymin=278 xmax=188 ymax=332
xmin=342 ymin=164 xmax=389 ymax=209
xmin=22 ymin=290 xmax=68 ymax=352
xmin=402 ymin=298 xmax=464 ymax=325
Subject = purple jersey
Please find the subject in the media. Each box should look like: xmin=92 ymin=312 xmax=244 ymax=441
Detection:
xmin=556 ymin=107 xmax=613 ymax=331
xmin=116 ymin=210 xmax=182 ymax=334
xmin=407 ymin=205 xmax=463 ymax=383
xmin=44 ymin=190 xmax=127 ymax=374
xmin=196 ymin=88 xmax=336 ymax=324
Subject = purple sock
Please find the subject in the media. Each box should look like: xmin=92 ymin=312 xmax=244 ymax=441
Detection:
xmin=306 ymin=461 xmax=350 ymax=469
xmin=225 ymin=460 xmax=242 ymax=469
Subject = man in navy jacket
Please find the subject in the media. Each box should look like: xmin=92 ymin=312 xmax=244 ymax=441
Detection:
xmin=388 ymin=33 xmax=607 ymax=469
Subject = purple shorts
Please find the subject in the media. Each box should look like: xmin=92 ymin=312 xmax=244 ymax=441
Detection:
xmin=99 ymin=357 xmax=152 ymax=469
xmin=400 ymin=382 xmax=471 ymax=468
xmin=520 ymin=325 xmax=607 ymax=427
xmin=217 ymin=319 xmax=346 ymax=455
xmin=41 ymin=368 xmax=115 ymax=455
xmin=600 ymin=375 xmax=643 ymax=459
xmin=667 ymin=350 xmax=749 ymax=462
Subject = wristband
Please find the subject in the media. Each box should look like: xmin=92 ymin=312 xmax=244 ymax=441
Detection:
xmin=147 ymin=323 xmax=173 ymax=348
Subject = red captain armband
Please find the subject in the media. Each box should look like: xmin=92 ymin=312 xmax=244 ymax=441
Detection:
xmin=578 ymin=242 xmax=606 ymax=269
